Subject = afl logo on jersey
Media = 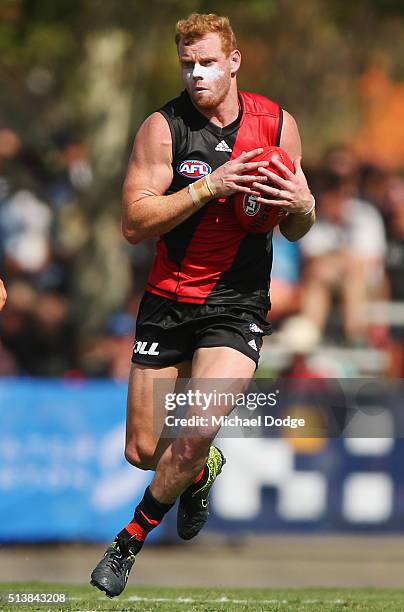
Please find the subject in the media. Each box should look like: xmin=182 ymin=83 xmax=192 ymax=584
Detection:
xmin=243 ymin=194 xmax=261 ymax=216
xmin=177 ymin=160 xmax=212 ymax=179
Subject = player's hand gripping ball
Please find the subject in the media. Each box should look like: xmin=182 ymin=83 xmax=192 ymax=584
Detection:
xmin=233 ymin=146 xmax=294 ymax=233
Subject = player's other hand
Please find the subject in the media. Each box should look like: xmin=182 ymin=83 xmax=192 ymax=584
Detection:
xmin=209 ymin=148 xmax=269 ymax=198
xmin=0 ymin=279 xmax=7 ymax=311
xmin=253 ymin=156 xmax=314 ymax=214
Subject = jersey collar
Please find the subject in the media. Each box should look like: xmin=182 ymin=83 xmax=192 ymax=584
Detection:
xmin=182 ymin=90 xmax=242 ymax=137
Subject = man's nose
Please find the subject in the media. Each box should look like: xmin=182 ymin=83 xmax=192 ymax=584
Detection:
xmin=192 ymin=63 xmax=204 ymax=79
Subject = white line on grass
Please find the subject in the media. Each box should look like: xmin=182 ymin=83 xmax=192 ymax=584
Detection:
xmin=126 ymin=595 xmax=347 ymax=605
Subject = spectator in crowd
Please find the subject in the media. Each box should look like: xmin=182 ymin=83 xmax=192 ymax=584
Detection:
xmin=384 ymin=173 xmax=404 ymax=375
xmin=0 ymin=127 xmax=79 ymax=376
xmin=323 ymin=143 xmax=360 ymax=186
xmin=48 ymin=130 xmax=93 ymax=210
xmin=300 ymin=169 xmax=386 ymax=345
xmin=0 ymin=128 xmax=22 ymax=204
xmin=0 ymin=280 xmax=77 ymax=376
xmin=270 ymin=226 xmax=301 ymax=323
xmin=77 ymin=312 xmax=135 ymax=379
xmin=0 ymin=188 xmax=53 ymax=277
xmin=0 ymin=126 xmax=58 ymax=286
xmin=358 ymin=163 xmax=389 ymax=214
xmin=384 ymin=173 xmax=404 ymax=301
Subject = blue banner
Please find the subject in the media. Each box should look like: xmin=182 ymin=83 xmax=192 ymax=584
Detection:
xmin=1 ymin=378 xmax=403 ymax=541
xmin=207 ymin=435 xmax=404 ymax=533
xmin=0 ymin=379 xmax=156 ymax=542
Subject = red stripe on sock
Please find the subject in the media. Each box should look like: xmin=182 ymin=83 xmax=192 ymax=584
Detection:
xmin=125 ymin=520 xmax=148 ymax=541
xmin=193 ymin=467 xmax=205 ymax=484
xmin=139 ymin=509 xmax=160 ymax=526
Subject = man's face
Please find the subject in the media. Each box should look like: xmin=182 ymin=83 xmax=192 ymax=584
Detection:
xmin=319 ymin=188 xmax=350 ymax=224
xmin=178 ymin=33 xmax=240 ymax=110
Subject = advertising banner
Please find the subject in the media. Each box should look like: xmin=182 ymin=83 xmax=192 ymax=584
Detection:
xmin=0 ymin=379 xmax=153 ymax=542
xmin=1 ymin=378 xmax=403 ymax=540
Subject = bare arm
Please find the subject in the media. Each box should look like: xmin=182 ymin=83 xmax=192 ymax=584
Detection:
xmin=122 ymin=112 xmax=269 ymax=244
xmin=253 ymin=110 xmax=315 ymax=242
xmin=122 ymin=112 xmax=192 ymax=244
xmin=0 ymin=278 xmax=6 ymax=311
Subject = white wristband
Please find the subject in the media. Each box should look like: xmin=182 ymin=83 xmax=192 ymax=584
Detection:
xmin=188 ymin=175 xmax=217 ymax=209
xmin=297 ymin=197 xmax=315 ymax=216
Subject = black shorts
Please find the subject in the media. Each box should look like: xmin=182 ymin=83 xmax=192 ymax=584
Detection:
xmin=132 ymin=291 xmax=272 ymax=368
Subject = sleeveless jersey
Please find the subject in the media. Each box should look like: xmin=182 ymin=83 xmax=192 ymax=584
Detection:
xmin=146 ymin=90 xmax=283 ymax=308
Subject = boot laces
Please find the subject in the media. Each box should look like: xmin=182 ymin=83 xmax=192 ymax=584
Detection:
xmin=106 ymin=548 xmax=124 ymax=576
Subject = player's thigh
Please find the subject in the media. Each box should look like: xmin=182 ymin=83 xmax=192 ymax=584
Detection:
xmin=187 ymin=309 xmax=266 ymax=436
xmin=175 ymin=346 xmax=256 ymax=445
xmin=192 ymin=346 xmax=256 ymax=379
xmin=192 ymin=346 xmax=255 ymax=410
xmin=126 ymin=360 xmax=191 ymax=468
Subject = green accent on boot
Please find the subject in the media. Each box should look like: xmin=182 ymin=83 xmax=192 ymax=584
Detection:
xmin=191 ymin=446 xmax=226 ymax=497
xmin=177 ymin=446 xmax=226 ymax=540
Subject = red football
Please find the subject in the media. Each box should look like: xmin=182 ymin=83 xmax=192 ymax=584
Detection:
xmin=233 ymin=146 xmax=294 ymax=233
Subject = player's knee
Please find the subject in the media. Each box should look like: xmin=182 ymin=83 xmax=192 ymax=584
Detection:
xmin=125 ymin=442 xmax=156 ymax=470
xmin=175 ymin=438 xmax=210 ymax=471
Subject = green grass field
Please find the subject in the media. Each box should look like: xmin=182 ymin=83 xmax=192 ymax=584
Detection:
xmin=1 ymin=584 xmax=404 ymax=612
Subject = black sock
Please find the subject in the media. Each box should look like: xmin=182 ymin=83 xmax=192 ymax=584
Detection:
xmin=134 ymin=486 xmax=175 ymax=527
xmin=119 ymin=487 xmax=174 ymax=555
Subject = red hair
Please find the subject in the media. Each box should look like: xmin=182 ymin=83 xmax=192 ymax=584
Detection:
xmin=175 ymin=13 xmax=237 ymax=56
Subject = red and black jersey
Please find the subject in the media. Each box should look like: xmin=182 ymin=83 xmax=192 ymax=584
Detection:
xmin=146 ymin=90 xmax=283 ymax=309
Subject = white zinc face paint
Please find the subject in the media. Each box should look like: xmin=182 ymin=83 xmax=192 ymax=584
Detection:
xmin=183 ymin=62 xmax=224 ymax=84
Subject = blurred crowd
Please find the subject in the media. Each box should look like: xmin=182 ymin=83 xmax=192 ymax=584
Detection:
xmin=0 ymin=128 xmax=404 ymax=379
xmin=271 ymin=144 xmax=404 ymax=377
xmin=0 ymin=126 xmax=142 ymax=379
